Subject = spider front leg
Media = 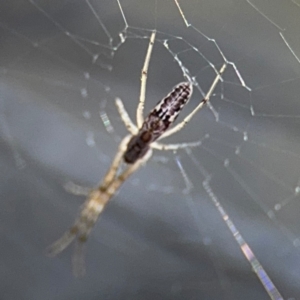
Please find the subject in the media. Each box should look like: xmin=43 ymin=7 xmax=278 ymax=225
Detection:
xmin=115 ymin=97 xmax=137 ymax=135
xmin=114 ymin=32 xmax=157 ymax=135
xmin=136 ymin=31 xmax=156 ymax=128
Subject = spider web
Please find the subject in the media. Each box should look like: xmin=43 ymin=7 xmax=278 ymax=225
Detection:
xmin=1 ymin=0 xmax=300 ymax=299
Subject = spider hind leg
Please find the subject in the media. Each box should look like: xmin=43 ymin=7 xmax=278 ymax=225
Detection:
xmin=46 ymin=189 xmax=105 ymax=276
xmin=46 ymin=226 xmax=78 ymax=257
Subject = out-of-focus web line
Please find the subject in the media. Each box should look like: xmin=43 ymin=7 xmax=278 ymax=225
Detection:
xmin=201 ymin=135 xmax=300 ymax=253
xmin=117 ymin=0 xmax=129 ymax=29
xmin=186 ymin=147 xmax=284 ymax=299
xmin=224 ymin=159 xmax=300 ymax=250
xmin=28 ymin=0 xmax=122 ymax=58
xmin=0 ymin=98 xmax=26 ymax=169
xmin=209 ymin=135 xmax=300 ymax=193
xmin=26 ymin=2 xmax=117 ymax=73
xmin=292 ymin=0 xmax=300 ymax=8
xmin=0 ymin=20 xmax=110 ymax=78
xmin=0 ymin=22 xmax=67 ymax=72
xmin=226 ymin=149 xmax=300 ymax=238
xmin=174 ymin=155 xmax=193 ymax=194
xmin=279 ymin=32 xmax=300 ymax=64
xmin=204 ymin=134 xmax=300 ymax=293
xmin=173 ymin=1 xmax=284 ymax=298
xmin=85 ymin=0 xmax=113 ymax=45
xmin=249 ymin=78 xmax=300 ymax=118
xmin=246 ymin=0 xmax=285 ymax=32
xmin=28 ymin=0 xmax=94 ymax=56
xmin=202 ymin=180 xmax=283 ymax=300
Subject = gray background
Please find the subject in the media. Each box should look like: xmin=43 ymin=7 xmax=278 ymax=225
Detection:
xmin=1 ymin=1 xmax=300 ymax=299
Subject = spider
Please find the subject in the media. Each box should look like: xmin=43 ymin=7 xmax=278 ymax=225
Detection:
xmin=47 ymin=31 xmax=227 ymax=276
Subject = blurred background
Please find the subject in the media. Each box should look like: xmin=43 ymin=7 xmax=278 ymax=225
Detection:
xmin=1 ymin=0 xmax=300 ymax=299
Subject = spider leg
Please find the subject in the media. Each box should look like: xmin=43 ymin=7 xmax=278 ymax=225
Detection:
xmin=136 ymin=31 xmax=156 ymax=128
xmin=63 ymin=135 xmax=133 ymax=200
xmin=158 ymin=63 xmax=227 ymax=140
xmin=100 ymin=135 xmax=132 ymax=190
xmin=115 ymin=97 xmax=138 ymax=135
xmin=46 ymin=136 xmax=130 ymax=272
xmin=47 ymin=138 xmax=153 ymax=277
xmin=64 ymin=181 xmax=91 ymax=196
xmin=72 ymin=239 xmax=86 ymax=277
xmin=69 ymin=148 xmax=153 ymax=277
xmin=46 ymin=227 xmax=77 ymax=257
xmin=151 ymin=140 xmax=202 ymax=151
xmin=46 ymin=188 xmax=106 ymax=277
xmin=106 ymin=148 xmax=153 ymax=195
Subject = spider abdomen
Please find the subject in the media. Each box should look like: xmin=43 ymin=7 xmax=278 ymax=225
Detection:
xmin=144 ymin=82 xmax=193 ymax=138
xmin=123 ymin=82 xmax=193 ymax=164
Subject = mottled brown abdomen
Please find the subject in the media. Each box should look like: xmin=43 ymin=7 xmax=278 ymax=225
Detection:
xmin=123 ymin=82 xmax=193 ymax=164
